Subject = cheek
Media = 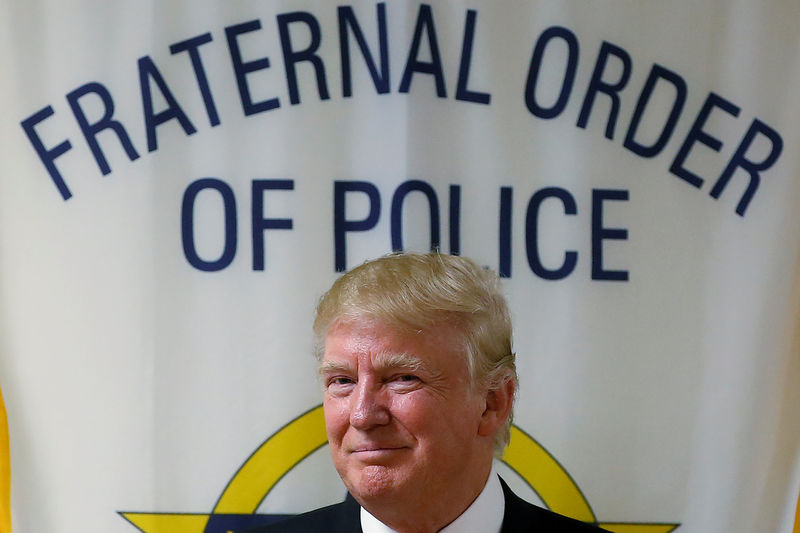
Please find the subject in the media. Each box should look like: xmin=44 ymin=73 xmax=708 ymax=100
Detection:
xmin=396 ymin=394 xmax=481 ymax=441
xmin=323 ymin=399 xmax=350 ymax=442
xmin=389 ymin=395 xmax=440 ymax=432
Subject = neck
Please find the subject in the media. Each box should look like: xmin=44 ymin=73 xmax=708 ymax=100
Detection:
xmin=360 ymin=460 xmax=493 ymax=533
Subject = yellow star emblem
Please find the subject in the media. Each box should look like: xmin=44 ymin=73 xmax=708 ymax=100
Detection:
xmin=121 ymin=406 xmax=679 ymax=533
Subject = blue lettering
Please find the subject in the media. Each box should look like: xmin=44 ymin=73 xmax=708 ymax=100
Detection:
xmin=525 ymin=187 xmax=578 ymax=280
xmin=138 ymin=56 xmax=197 ymax=152
xmin=182 ymin=178 xmax=238 ymax=272
xmin=169 ymin=33 xmax=221 ymax=127
xmin=577 ymin=41 xmax=632 ymax=139
xmin=623 ymin=64 xmax=687 ymax=158
xmin=252 ymin=180 xmax=294 ymax=271
xmin=710 ymin=119 xmax=783 ymax=216
xmin=66 ymin=82 xmax=140 ymax=174
xmin=338 ymin=4 xmax=390 ymax=97
xmin=455 ymin=10 xmax=490 ymax=105
xmin=591 ymin=189 xmax=629 ymax=282
xmin=20 ymin=106 xmax=74 ymax=200
xmin=499 ymin=186 xmax=513 ymax=278
xmin=390 ymin=180 xmax=440 ymax=252
xmin=524 ymin=26 xmax=579 ymax=119
xmin=277 ymin=12 xmax=330 ymax=105
xmin=334 ymin=180 xmax=381 ymax=272
xmin=670 ymin=92 xmax=740 ymax=189
xmin=448 ymin=185 xmax=461 ymax=255
xmin=225 ymin=20 xmax=281 ymax=116
xmin=399 ymin=4 xmax=446 ymax=97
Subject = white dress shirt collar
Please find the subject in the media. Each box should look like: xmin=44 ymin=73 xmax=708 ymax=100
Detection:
xmin=359 ymin=466 xmax=505 ymax=533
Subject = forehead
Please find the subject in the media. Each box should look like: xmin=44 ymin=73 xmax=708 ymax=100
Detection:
xmin=323 ymin=318 xmax=468 ymax=370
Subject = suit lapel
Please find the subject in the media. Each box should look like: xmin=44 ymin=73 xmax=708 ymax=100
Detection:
xmin=336 ymin=492 xmax=363 ymax=533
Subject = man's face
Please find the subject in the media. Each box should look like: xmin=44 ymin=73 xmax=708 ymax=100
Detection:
xmin=321 ymin=318 xmax=494 ymax=510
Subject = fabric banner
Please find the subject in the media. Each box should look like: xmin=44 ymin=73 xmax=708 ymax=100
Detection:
xmin=0 ymin=386 xmax=9 ymax=533
xmin=1 ymin=1 xmax=799 ymax=532
xmin=795 ymin=496 xmax=800 ymax=533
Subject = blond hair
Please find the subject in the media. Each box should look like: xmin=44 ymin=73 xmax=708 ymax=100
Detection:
xmin=313 ymin=252 xmax=517 ymax=455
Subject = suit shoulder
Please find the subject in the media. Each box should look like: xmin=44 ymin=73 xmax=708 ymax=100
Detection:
xmin=237 ymin=499 xmax=360 ymax=533
xmin=516 ymin=504 xmax=607 ymax=531
xmin=500 ymin=477 xmax=606 ymax=532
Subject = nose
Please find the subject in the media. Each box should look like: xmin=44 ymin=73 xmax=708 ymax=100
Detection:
xmin=350 ymin=380 xmax=390 ymax=430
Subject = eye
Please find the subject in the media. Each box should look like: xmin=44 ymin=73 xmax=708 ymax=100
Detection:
xmin=324 ymin=375 xmax=356 ymax=396
xmin=388 ymin=374 xmax=421 ymax=389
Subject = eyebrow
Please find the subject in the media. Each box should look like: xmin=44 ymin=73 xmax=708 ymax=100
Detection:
xmin=317 ymin=360 xmax=352 ymax=376
xmin=374 ymin=352 xmax=426 ymax=373
xmin=318 ymin=352 xmax=429 ymax=376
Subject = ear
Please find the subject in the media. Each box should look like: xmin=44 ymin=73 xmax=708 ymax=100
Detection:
xmin=477 ymin=375 xmax=515 ymax=438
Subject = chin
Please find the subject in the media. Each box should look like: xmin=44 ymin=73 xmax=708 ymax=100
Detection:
xmin=346 ymin=464 xmax=409 ymax=501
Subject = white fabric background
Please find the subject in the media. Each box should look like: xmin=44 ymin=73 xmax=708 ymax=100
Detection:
xmin=0 ymin=1 xmax=798 ymax=532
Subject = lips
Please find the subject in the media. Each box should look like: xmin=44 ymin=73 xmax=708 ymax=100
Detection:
xmin=348 ymin=444 xmax=410 ymax=462
xmin=351 ymin=444 xmax=407 ymax=453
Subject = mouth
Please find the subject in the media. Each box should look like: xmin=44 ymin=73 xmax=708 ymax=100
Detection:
xmin=353 ymin=446 xmax=406 ymax=452
xmin=349 ymin=446 xmax=409 ymax=461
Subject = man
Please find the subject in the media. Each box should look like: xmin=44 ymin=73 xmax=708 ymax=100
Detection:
xmin=247 ymin=252 xmax=603 ymax=532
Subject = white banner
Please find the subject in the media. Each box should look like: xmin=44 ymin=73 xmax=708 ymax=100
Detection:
xmin=1 ymin=1 xmax=799 ymax=532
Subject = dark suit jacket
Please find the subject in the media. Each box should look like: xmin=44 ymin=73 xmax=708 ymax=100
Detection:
xmin=240 ymin=476 xmax=604 ymax=532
